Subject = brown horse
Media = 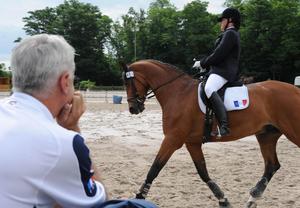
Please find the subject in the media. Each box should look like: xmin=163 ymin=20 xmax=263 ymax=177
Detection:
xmin=121 ymin=59 xmax=300 ymax=208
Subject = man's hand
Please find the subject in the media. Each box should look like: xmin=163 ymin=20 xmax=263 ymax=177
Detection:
xmin=57 ymin=92 xmax=86 ymax=132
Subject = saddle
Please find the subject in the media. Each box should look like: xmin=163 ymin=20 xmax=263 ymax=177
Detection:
xmin=198 ymin=80 xmax=249 ymax=143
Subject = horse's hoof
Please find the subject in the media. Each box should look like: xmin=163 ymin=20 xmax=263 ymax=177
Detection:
xmin=245 ymin=201 xmax=257 ymax=208
xmin=219 ymin=198 xmax=231 ymax=208
xmin=135 ymin=193 xmax=145 ymax=199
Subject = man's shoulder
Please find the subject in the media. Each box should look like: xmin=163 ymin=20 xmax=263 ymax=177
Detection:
xmin=47 ymin=122 xmax=79 ymax=144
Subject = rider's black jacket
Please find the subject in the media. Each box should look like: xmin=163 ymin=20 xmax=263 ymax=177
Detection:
xmin=200 ymin=27 xmax=240 ymax=82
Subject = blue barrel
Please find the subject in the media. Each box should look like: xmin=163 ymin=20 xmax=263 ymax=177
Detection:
xmin=113 ymin=95 xmax=122 ymax=104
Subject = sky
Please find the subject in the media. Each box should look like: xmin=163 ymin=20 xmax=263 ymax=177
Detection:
xmin=0 ymin=0 xmax=225 ymax=66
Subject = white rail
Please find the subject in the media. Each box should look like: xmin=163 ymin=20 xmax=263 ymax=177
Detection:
xmin=0 ymin=91 xmax=158 ymax=104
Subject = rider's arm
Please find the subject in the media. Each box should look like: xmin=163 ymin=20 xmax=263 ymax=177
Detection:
xmin=201 ymin=30 xmax=237 ymax=68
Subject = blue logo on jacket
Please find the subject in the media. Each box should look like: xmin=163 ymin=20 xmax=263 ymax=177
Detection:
xmin=87 ymin=178 xmax=96 ymax=194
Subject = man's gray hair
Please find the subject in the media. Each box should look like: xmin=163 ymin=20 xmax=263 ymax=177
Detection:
xmin=11 ymin=34 xmax=75 ymax=96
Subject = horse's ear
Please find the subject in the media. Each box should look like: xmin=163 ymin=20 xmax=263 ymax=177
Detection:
xmin=119 ymin=61 xmax=128 ymax=72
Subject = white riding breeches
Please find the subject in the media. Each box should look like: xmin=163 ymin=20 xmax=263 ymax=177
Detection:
xmin=204 ymin=73 xmax=228 ymax=98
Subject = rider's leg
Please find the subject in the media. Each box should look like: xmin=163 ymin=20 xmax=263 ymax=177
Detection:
xmin=204 ymin=74 xmax=229 ymax=136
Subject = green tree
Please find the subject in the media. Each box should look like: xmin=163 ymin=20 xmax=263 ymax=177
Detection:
xmin=240 ymin=0 xmax=300 ymax=82
xmin=109 ymin=0 xmax=220 ymax=72
xmin=179 ymin=0 xmax=217 ymax=68
xmin=20 ymin=0 xmax=300 ymax=85
xmin=239 ymin=0 xmax=274 ymax=80
xmin=146 ymin=0 xmax=181 ymax=63
xmin=23 ymin=7 xmax=58 ymax=35
xmin=224 ymin=0 xmax=243 ymax=8
xmin=23 ymin=0 xmax=119 ymax=85
xmin=0 ymin=64 xmax=11 ymax=77
xmin=79 ymin=80 xmax=96 ymax=90
xmin=109 ymin=7 xmax=148 ymax=63
xmin=0 ymin=63 xmax=5 ymax=71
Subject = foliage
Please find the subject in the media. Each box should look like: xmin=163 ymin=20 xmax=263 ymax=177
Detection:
xmin=108 ymin=7 xmax=148 ymax=63
xmin=109 ymin=0 xmax=217 ymax=72
xmin=0 ymin=63 xmax=5 ymax=71
xmin=146 ymin=0 xmax=180 ymax=63
xmin=23 ymin=0 xmax=114 ymax=85
xmin=179 ymin=0 xmax=217 ymax=67
xmin=79 ymin=80 xmax=96 ymax=90
xmin=0 ymin=64 xmax=11 ymax=78
xmin=239 ymin=0 xmax=300 ymax=82
xmin=21 ymin=0 xmax=300 ymax=84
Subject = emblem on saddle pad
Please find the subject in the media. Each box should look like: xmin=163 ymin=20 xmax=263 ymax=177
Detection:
xmin=234 ymin=99 xmax=248 ymax=107
xmin=198 ymin=83 xmax=250 ymax=114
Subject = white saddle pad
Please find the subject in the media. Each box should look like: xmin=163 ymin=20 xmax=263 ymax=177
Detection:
xmin=198 ymin=83 xmax=250 ymax=114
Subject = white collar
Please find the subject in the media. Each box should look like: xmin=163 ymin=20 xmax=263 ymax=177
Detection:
xmin=11 ymin=92 xmax=54 ymax=121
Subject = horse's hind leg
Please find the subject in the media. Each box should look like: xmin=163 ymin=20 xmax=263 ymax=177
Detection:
xmin=186 ymin=142 xmax=231 ymax=208
xmin=136 ymin=137 xmax=183 ymax=199
xmin=246 ymin=126 xmax=282 ymax=208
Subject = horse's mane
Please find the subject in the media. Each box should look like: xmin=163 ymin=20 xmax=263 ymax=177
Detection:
xmin=145 ymin=59 xmax=187 ymax=75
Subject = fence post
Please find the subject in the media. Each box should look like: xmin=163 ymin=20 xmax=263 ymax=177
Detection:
xmin=105 ymin=90 xmax=108 ymax=103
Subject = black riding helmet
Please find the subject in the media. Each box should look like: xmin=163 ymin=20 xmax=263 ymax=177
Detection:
xmin=217 ymin=8 xmax=241 ymax=29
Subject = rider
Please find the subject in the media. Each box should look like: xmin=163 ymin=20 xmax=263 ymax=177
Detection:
xmin=200 ymin=8 xmax=241 ymax=137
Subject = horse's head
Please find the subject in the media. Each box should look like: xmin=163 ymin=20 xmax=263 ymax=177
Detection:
xmin=121 ymin=62 xmax=149 ymax=114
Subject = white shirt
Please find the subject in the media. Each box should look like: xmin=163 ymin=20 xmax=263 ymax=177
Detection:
xmin=0 ymin=92 xmax=106 ymax=208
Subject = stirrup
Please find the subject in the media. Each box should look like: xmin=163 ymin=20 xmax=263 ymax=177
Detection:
xmin=211 ymin=126 xmax=230 ymax=137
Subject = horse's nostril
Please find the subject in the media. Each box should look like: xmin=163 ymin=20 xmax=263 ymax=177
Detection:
xmin=129 ymin=107 xmax=139 ymax=114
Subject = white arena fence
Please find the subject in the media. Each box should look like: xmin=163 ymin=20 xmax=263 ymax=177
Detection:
xmin=0 ymin=90 xmax=158 ymax=104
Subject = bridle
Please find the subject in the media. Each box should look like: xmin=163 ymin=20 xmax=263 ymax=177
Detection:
xmin=123 ymin=69 xmax=146 ymax=112
xmin=123 ymin=65 xmax=185 ymax=111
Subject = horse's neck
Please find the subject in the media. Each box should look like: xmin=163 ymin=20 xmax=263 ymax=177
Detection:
xmin=144 ymin=67 xmax=193 ymax=106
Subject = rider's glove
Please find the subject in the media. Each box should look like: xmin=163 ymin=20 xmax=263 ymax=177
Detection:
xmin=193 ymin=61 xmax=201 ymax=69
xmin=193 ymin=60 xmax=206 ymax=74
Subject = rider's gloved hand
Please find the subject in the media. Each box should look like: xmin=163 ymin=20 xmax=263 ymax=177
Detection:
xmin=193 ymin=60 xmax=207 ymax=74
xmin=193 ymin=61 xmax=201 ymax=69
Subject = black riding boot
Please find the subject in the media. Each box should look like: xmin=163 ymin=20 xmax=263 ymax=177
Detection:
xmin=209 ymin=92 xmax=230 ymax=137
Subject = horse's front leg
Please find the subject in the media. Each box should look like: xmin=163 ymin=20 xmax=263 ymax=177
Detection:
xmin=186 ymin=142 xmax=231 ymax=208
xmin=136 ymin=136 xmax=183 ymax=199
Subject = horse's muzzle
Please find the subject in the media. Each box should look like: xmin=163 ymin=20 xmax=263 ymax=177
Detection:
xmin=129 ymin=106 xmax=140 ymax=114
xmin=129 ymin=103 xmax=145 ymax=114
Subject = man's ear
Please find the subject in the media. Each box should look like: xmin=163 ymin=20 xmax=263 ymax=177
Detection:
xmin=59 ymin=71 xmax=70 ymax=95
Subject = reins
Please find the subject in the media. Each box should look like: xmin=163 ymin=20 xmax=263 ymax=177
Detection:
xmin=145 ymin=72 xmax=186 ymax=99
xmin=145 ymin=69 xmax=205 ymax=99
